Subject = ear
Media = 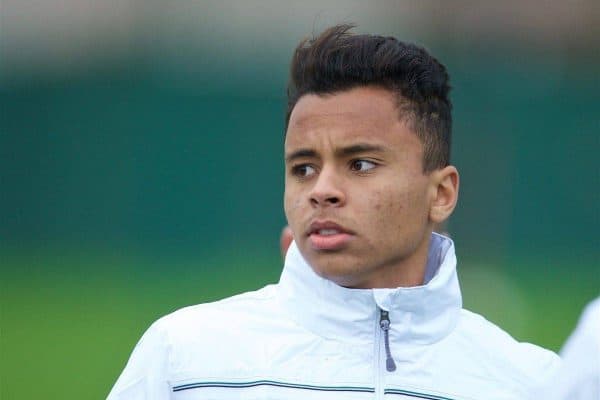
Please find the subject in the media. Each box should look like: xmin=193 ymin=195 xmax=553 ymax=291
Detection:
xmin=429 ymin=166 xmax=459 ymax=224
xmin=280 ymin=226 xmax=294 ymax=259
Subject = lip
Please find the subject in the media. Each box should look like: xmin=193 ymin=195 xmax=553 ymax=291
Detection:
xmin=307 ymin=220 xmax=352 ymax=235
xmin=306 ymin=220 xmax=354 ymax=251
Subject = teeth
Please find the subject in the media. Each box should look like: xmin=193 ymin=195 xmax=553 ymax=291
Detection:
xmin=318 ymin=229 xmax=339 ymax=235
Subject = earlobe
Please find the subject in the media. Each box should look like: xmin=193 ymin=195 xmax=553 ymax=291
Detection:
xmin=430 ymin=166 xmax=459 ymax=224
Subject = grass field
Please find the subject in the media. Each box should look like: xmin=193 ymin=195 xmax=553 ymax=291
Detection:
xmin=1 ymin=247 xmax=597 ymax=399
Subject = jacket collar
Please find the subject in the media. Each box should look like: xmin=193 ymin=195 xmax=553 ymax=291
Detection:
xmin=277 ymin=233 xmax=462 ymax=346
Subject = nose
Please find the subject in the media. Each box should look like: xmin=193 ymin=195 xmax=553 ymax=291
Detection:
xmin=309 ymin=168 xmax=346 ymax=208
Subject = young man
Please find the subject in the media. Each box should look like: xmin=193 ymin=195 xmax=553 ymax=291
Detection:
xmin=108 ymin=25 xmax=560 ymax=399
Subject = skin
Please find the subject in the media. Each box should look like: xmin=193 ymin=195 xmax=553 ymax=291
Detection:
xmin=280 ymin=226 xmax=294 ymax=259
xmin=284 ymin=86 xmax=459 ymax=288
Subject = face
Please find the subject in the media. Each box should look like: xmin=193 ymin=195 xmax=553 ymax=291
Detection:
xmin=284 ymin=86 xmax=441 ymax=288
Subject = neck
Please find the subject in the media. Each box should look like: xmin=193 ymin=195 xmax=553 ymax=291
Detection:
xmin=351 ymin=230 xmax=433 ymax=289
xmin=278 ymin=233 xmax=462 ymax=345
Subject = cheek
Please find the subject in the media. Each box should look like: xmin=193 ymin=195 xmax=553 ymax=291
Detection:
xmin=378 ymin=187 xmax=405 ymax=212
xmin=372 ymin=192 xmax=384 ymax=212
xmin=375 ymin=189 xmax=417 ymax=234
xmin=366 ymin=188 xmax=403 ymax=225
xmin=284 ymin=190 xmax=303 ymax=221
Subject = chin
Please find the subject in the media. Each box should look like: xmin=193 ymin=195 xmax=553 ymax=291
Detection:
xmin=308 ymin=256 xmax=364 ymax=287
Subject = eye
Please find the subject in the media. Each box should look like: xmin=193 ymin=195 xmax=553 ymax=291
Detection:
xmin=350 ymin=159 xmax=377 ymax=172
xmin=291 ymin=164 xmax=316 ymax=178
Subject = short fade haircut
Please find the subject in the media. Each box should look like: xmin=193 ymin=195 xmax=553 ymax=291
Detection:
xmin=286 ymin=24 xmax=452 ymax=172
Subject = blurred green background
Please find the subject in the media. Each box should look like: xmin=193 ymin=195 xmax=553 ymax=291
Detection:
xmin=1 ymin=2 xmax=598 ymax=399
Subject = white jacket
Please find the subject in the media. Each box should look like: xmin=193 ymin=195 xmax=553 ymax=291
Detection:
xmin=108 ymin=234 xmax=560 ymax=399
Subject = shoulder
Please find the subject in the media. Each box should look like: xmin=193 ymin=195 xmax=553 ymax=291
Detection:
xmin=425 ymin=309 xmax=561 ymax=398
xmin=108 ymin=285 xmax=283 ymax=398
xmin=146 ymin=284 xmax=293 ymax=381
xmin=452 ymin=309 xmax=561 ymax=389
xmin=161 ymin=284 xmax=278 ymax=322
xmin=154 ymin=283 xmax=280 ymax=337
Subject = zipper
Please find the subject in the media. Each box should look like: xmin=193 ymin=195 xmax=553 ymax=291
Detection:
xmin=375 ymin=308 xmax=384 ymax=399
xmin=379 ymin=309 xmax=397 ymax=372
xmin=376 ymin=308 xmax=397 ymax=399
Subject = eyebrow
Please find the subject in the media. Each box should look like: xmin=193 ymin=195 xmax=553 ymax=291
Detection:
xmin=285 ymin=149 xmax=317 ymax=163
xmin=335 ymin=143 xmax=385 ymax=157
xmin=285 ymin=143 xmax=385 ymax=163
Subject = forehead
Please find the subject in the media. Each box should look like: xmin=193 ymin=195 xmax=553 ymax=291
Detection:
xmin=285 ymin=86 xmax=420 ymax=153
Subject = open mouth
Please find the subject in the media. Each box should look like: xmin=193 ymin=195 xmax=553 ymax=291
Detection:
xmin=308 ymin=221 xmax=353 ymax=250
xmin=315 ymin=229 xmax=340 ymax=236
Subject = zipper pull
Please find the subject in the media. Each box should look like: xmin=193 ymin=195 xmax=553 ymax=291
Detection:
xmin=379 ymin=309 xmax=397 ymax=372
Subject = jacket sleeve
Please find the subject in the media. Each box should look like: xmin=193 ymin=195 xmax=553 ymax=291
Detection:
xmin=107 ymin=319 xmax=172 ymax=400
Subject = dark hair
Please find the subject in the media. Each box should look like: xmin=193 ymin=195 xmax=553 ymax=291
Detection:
xmin=286 ymin=24 xmax=452 ymax=172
